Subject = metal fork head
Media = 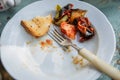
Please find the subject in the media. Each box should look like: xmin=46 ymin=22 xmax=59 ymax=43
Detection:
xmin=48 ymin=26 xmax=72 ymax=46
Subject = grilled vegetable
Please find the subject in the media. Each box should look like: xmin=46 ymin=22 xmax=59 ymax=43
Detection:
xmin=54 ymin=5 xmax=62 ymax=19
xmin=54 ymin=4 xmax=73 ymax=25
xmin=70 ymin=9 xmax=87 ymax=23
xmin=59 ymin=3 xmax=73 ymax=17
xmin=54 ymin=15 xmax=68 ymax=25
xmin=74 ymin=17 xmax=95 ymax=42
xmin=56 ymin=4 xmax=61 ymax=12
xmin=54 ymin=3 xmax=95 ymax=42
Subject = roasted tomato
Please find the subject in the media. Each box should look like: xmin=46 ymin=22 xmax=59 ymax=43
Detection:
xmin=60 ymin=21 xmax=76 ymax=39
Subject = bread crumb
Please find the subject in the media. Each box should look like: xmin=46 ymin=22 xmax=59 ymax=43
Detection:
xmin=59 ymin=53 xmax=62 ymax=56
xmin=62 ymin=57 xmax=64 ymax=60
xmin=52 ymin=46 xmax=57 ymax=48
xmin=46 ymin=39 xmax=53 ymax=45
xmin=72 ymin=56 xmax=83 ymax=65
xmin=26 ymin=41 xmax=32 ymax=45
xmin=40 ymin=41 xmax=47 ymax=49
xmin=39 ymin=39 xmax=53 ymax=49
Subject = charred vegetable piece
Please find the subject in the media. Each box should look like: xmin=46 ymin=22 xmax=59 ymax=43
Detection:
xmin=64 ymin=3 xmax=73 ymax=10
xmin=54 ymin=4 xmax=72 ymax=25
xmin=54 ymin=5 xmax=62 ymax=19
xmin=60 ymin=21 xmax=76 ymax=39
xmin=74 ymin=17 xmax=94 ymax=42
xmin=59 ymin=3 xmax=73 ymax=17
xmin=54 ymin=3 xmax=95 ymax=42
xmin=70 ymin=9 xmax=87 ymax=23
xmin=56 ymin=4 xmax=61 ymax=12
xmin=54 ymin=15 xmax=68 ymax=25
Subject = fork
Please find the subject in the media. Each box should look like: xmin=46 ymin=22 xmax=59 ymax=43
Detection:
xmin=48 ymin=26 xmax=120 ymax=80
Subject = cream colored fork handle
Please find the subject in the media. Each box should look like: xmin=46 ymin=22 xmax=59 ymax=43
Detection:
xmin=79 ymin=48 xmax=120 ymax=80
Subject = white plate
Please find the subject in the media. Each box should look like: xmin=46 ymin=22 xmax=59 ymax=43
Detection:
xmin=0 ymin=0 xmax=116 ymax=80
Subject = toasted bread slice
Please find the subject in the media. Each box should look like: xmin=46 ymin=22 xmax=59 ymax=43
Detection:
xmin=21 ymin=15 xmax=52 ymax=38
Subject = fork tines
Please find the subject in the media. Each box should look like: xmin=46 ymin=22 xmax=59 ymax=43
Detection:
xmin=48 ymin=26 xmax=65 ymax=45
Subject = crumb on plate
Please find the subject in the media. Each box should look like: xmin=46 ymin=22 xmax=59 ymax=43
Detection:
xmin=39 ymin=39 xmax=53 ymax=48
xmin=72 ymin=56 xmax=83 ymax=65
xmin=46 ymin=39 xmax=53 ymax=45
xmin=26 ymin=41 xmax=32 ymax=45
